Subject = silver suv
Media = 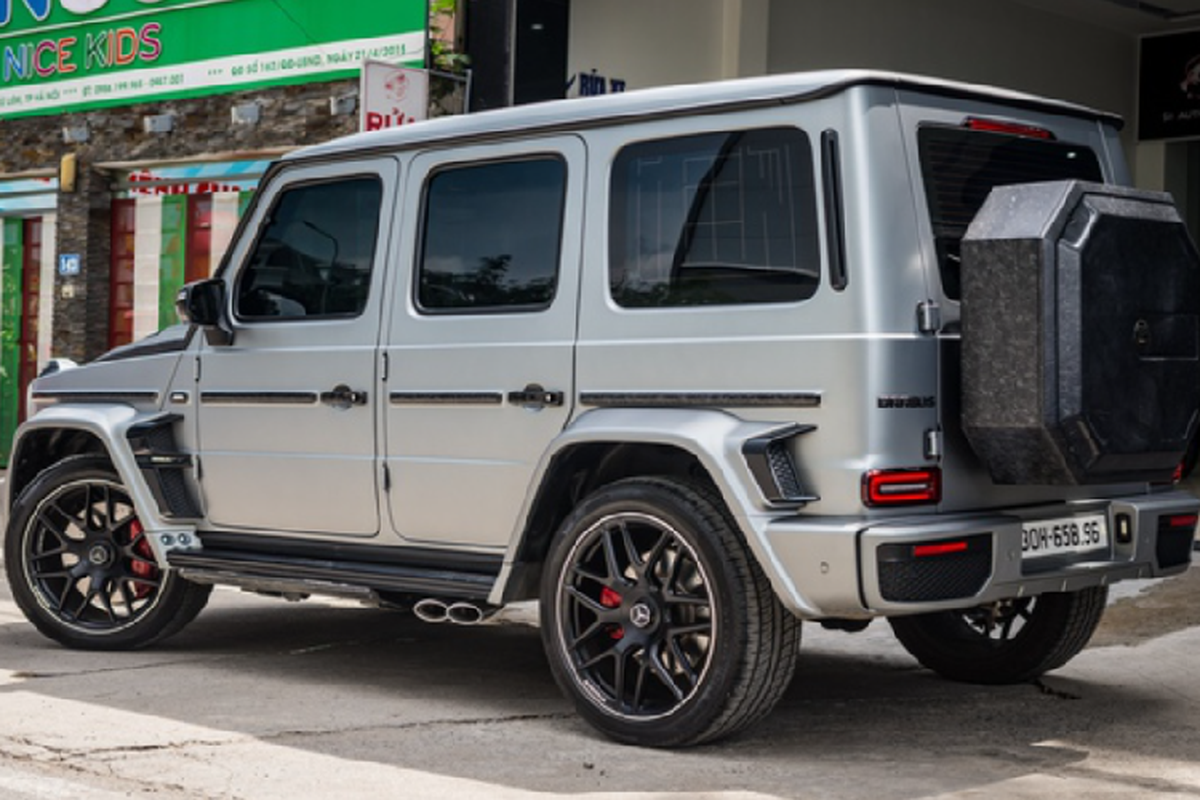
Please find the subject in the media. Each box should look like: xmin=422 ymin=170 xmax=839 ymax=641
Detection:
xmin=5 ymin=70 xmax=1198 ymax=747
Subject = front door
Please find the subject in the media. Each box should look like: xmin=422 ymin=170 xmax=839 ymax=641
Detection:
xmin=195 ymin=157 xmax=397 ymax=536
xmin=384 ymin=137 xmax=584 ymax=548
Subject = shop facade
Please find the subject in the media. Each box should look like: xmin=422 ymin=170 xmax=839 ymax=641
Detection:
xmin=564 ymin=0 xmax=1197 ymax=208
xmin=0 ymin=0 xmax=426 ymax=461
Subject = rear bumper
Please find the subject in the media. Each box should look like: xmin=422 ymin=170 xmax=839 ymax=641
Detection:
xmin=761 ymin=489 xmax=1198 ymax=619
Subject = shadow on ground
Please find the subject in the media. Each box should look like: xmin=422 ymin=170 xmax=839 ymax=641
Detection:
xmin=2 ymin=577 xmax=1198 ymax=799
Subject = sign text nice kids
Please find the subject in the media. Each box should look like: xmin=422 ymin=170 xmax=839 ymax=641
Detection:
xmin=0 ymin=0 xmax=426 ymax=118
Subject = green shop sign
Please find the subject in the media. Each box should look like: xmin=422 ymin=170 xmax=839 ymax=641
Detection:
xmin=0 ymin=0 xmax=426 ymax=118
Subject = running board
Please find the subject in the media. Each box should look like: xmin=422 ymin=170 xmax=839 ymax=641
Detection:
xmin=166 ymin=549 xmax=498 ymax=601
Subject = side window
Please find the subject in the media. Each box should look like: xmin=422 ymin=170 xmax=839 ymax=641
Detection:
xmin=417 ymin=157 xmax=565 ymax=312
xmin=610 ymin=127 xmax=820 ymax=308
xmin=236 ymin=177 xmax=383 ymax=320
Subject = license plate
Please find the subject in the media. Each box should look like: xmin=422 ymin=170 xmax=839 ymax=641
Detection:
xmin=1021 ymin=513 xmax=1109 ymax=559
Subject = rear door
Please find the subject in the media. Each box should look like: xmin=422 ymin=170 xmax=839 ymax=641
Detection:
xmin=897 ymin=94 xmax=1115 ymax=509
xmin=195 ymin=157 xmax=397 ymax=536
xmin=383 ymin=137 xmax=584 ymax=548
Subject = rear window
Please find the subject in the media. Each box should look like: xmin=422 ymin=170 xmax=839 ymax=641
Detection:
xmin=919 ymin=125 xmax=1103 ymax=300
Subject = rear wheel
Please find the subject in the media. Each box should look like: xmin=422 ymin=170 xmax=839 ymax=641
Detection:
xmin=4 ymin=455 xmax=211 ymax=651
xmin=888 ymin=587 xmax=1107 ymax=684
xmin=540 ymin=477 xmax=799 ymax=747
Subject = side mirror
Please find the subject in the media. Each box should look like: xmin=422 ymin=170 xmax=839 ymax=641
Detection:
xmin=177 ymin=278 xmax=234 ymax=346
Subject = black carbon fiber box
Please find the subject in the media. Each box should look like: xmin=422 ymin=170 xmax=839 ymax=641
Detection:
xmin=960 ymin=181 xmax=1200 ymax=485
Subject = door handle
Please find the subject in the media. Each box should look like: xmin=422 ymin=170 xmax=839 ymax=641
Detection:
xmin=320 ymin=384 xmax=368 ymax=409
xmin=507 ymin=383 xmax=564 ymax=409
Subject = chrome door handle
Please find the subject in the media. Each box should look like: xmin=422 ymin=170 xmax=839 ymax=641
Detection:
xmin=321 ymin=384 xmax=368 ymax=409
xmin=507 ymin=383 xmax=564 ymax=409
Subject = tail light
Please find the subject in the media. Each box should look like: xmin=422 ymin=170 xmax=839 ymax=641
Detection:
xmin=862 ymin=468 xmax=941 ymax=507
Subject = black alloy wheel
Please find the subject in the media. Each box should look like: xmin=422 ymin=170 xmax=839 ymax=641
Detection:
xmin=23 ymin=476 xmax=161 ymax=629
xmin=541 ymin=477 xmax=800 ymax=747
xmin=555 ymin=509 xmax=716 ymax=720
xmin=5 ymin=455 xmax=211 ymax=650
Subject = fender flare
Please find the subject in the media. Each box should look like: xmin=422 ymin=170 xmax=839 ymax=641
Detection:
xmin=5 ymin=405 xmax=197 ymax=567
xmin=489 ymin=406 xmax=816 ymax=612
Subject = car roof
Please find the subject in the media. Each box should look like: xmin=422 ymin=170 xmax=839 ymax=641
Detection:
xmin=289 ymin=69 xmax=1122 ymax=162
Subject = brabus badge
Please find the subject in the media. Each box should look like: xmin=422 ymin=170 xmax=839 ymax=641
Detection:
xmin=877 ymin=395 xmax=936 ymax=409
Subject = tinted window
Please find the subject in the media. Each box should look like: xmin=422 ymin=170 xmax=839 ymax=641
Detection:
xmin=919 ymin=126 xmax=1103 ymax=300
xmin=418 ymin=158 xmax=565 ymax=312
xmin=609 ymin=127 xmax=820 ymax=308
xmin=236 ymin=177 xmax=382 ymax=319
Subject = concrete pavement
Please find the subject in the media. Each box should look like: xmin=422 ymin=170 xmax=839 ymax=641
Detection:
xmin=1 ymin=565 xmax=1200 ymax=798
xmin=2 ymin=465 xmax=1200 ymax=798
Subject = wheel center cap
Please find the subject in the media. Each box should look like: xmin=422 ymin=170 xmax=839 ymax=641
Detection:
xmin=629 ymin=602 xmax=654 ymax=629
xmin=87 ymin=543 xmax=114 ymax=567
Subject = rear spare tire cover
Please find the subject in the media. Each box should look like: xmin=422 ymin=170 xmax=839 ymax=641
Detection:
xmin=961 ymin=180 xmax=1200 ymax=485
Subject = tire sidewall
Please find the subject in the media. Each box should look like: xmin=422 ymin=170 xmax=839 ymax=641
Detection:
xmin=889 ymin=590 xmax=1101 ymax=684
xmin=540 ymin=479 xmax=750 ymax=746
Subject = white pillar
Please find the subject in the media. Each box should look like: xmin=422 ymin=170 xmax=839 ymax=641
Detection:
xmin=38 ymin=213 xmax=56 ymax=367
xmin=720 ymin=0 xmax=770 ymax=79
xmin=1134 ymin=141 xmax=1167 ymax=192
xmin=209 ymin=192 xmax=243 ymax=274
xmin=133 ymin=196 xmax=164 ymax=342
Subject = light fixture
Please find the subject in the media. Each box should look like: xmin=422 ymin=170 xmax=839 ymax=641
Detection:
xmin=58 ymin=153 xmax=78 ymax=193
xmin=143 ymin=114 xmax=174 ymax=134
xmin=61 ymin=124 xmax=89 ymax=144
xmin=231 ymin=102 xmax=261 ymax=125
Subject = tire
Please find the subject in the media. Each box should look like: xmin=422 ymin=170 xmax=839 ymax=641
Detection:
xmin=540 ymin=477 xmax=800 ymax=747
xmin=888 ymin=586 xmax=1108 ymax=684
xmin=4 ymin=455 xmax=212 ymax=651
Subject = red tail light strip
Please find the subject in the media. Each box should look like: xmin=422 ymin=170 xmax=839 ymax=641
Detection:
xmin=964 ymin=116 xmax=1055 ymax=140
xmin=1167 ymin=514 xmax=1198 ymax=530
xmin=912 ymin=541 xmax=968 ymax=558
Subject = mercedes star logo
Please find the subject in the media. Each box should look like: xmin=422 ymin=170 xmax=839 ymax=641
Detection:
xmin=629 ymin=602 xmax=653 ymax=629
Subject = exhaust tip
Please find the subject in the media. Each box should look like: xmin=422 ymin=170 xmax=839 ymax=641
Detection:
xmin=413 ymin=598 xmax=449 ymax=624
xmin=447 ymin=602 xmax=494 ymax=625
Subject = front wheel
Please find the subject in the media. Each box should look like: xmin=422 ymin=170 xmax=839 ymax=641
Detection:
xmin=540 ymin=477 xmax=800 ymax=747
xmin=4 ymin=455 xmax=211 ymax=651
xmin=888 ymin=586 xmax=1108 ymax=684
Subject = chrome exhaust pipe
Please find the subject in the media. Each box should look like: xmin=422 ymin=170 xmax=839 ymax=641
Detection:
xmin=446 ymin=601 xmax=496 ymax=625
xmin=413 ymin=598 xmax=449 ymax=623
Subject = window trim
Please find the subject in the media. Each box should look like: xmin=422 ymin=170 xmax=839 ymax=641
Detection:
xmin=607 ymin=125 xmax=822 ymax=311
xmin=821 ymin=129 xmax=848 ymax=292
xmin=412 ymin=153 xmax=569 ymax=317
xmin=231 ymin=172 xmax=386 ymax=324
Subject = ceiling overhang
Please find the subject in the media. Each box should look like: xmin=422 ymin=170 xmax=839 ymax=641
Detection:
xmin=1099 ymin=0 xmax=1200 ymax=22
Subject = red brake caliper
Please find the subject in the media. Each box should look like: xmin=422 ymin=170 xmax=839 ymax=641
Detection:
xmin=127 ymin=519 xmax=158 ymax=599
xmin=600 ymin=587 xmax=624 ymax=640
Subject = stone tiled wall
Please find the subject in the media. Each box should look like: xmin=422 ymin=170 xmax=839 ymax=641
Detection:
xmin=1 ymin=79 xmax=360 ymax=361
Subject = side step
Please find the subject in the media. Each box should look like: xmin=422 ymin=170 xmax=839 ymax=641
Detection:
xmin=167 ymin=547 xmax=500 ymax=601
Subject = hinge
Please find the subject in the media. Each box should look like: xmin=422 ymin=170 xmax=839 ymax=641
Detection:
xmin=917 ymin=300 xmax=941 ymax=334
xmin=193 ymin=356 xmax=201 ymax=382
xmin=924 ymin=427 xmax=943 ymax=461
xmin=382 ymin=462 xmax=391 ymax=491
xmin=381 ymin=352 xmax=389 ymax=382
